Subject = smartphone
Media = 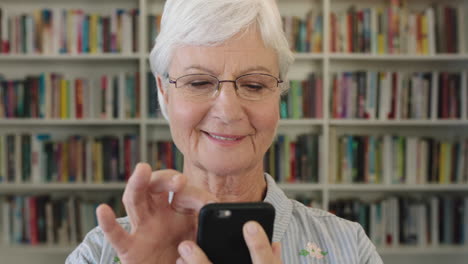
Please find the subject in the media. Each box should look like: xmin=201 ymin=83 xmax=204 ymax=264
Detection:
xmin=196 ymin=202 xmax=275 ymax=264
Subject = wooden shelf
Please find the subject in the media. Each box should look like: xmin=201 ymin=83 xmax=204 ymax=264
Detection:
xmin=279 ymin=119 xmax=324 ymax=126
xmin=1 ymin=244 xmax=467 ymax=255
xmin=377 ymin=245 xmax=468 ymax=255
xmin=0 ymin=54 xmax=141 ymax=61
xmin=146 ymin=52 xmax=326 ymax=60
xmin=329 ymin=119 xmax=468 ymax=126
xmin=278 ymin=183 xmax=324 ymax=191
xmin=0 ymin=244 xmax=76 ymax=254
xmin=328 ymin=184 xmax=468 ymax=192
xmin=294 ymin=53 xmax=324 ymax=60
xmin=3 ymin=182 xmax=467 ymax=193
xmin=145 ymin=118 xmax=324 ymax=126
xmin=146 ymin=118 xmax=169 ymax=125
xmin=2 ymin=118 xmax=466 ymax=127
xmin=0 ymin=119 xmax=142 ymax=126
xmin=329 ymin=53 xmax=468 ymax=61
xmin=0 ymin=183 xmax=126 ymax=192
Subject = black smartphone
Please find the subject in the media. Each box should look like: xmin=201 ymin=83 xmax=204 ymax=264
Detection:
xmin=196 ymin=202 xmax=275 ymax=264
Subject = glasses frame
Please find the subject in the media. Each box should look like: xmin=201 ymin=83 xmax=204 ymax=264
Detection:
xmin=168 ymin=73 xmax=283 ymax=97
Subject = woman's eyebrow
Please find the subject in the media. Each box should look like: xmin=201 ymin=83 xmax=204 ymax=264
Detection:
xmin=183 ymin=65 xmax=218 ymax=76
xmin=237 ymin=65 xmax=272 ymax=76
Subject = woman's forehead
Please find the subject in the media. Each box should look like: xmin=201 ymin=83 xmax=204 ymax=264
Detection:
xmin=169 ymin=29 xmax=279 ymax=77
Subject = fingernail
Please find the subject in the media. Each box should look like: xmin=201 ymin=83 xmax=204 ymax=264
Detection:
xmin=172 ymin=174 xmax=182 ymax=182
xmin=246 ymin=222 xmax=258 ymax=235
xmin=206 ymin=200 xmax=217 ymax=204
xmin=180 ymin=243 xmax=192 ymax=257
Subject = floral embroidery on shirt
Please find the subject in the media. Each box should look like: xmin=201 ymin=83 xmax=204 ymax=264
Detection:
xmin=113 ymin=256 xmax=122 ymax=264
xmin=299 ymin=242 xmax=328 ymax=259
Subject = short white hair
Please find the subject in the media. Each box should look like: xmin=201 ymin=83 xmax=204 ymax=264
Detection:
xmin=149 ymin=0 xmax=294 ymax=120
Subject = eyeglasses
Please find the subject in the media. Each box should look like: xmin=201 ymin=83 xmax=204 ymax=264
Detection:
xmin=168 ymin=73 xmax=283 ymax=101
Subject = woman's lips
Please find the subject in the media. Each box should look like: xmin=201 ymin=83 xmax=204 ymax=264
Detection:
xmin=202 ymin=131 xmax=246 ymax=145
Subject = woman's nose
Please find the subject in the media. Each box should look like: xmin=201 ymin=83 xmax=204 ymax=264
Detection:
xmin=210 ymin=81 xmax=245 ymax=123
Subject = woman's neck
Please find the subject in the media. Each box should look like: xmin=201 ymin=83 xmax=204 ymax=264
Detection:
xmin=182 ymin=162 xmax=267 ymax=202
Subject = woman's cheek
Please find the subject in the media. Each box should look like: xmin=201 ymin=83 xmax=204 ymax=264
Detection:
xmin=168 ymin=99 xmax=204 ymax=155
xmin=254 ymin=101 xmax=279 ymax=150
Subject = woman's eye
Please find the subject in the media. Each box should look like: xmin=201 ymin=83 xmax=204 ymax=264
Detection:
xmin=243 ymin=84 xmax=265 ymax=91
xmin=190 ymin=81 xmax=213 ymax=87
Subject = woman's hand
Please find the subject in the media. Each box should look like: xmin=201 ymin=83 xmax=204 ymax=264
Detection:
xmin=175 ymin=221 xmax=282 ymax=264
xmin=96 ymin=163 xmax=218 ymax=264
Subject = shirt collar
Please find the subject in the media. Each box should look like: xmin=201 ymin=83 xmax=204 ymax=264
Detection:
xmin=263 ymin=173 xmax=293 ymax=242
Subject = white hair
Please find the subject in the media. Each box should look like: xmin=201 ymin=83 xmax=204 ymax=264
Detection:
xmin=149 ymin=0 xmax=294 ymax=120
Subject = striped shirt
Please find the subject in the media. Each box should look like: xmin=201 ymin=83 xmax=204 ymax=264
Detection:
xmin=66 ymin=174 xmax=383 ymax=263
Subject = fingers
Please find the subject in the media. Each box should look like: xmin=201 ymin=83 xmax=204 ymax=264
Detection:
xmin=147 ymin=169 xmax=187 ymax=193
xmin=171 ymin=186 xmax=218 ymax=214
xmin=243 ymin=221 xmax=281 ymax=264
xmin=122 ymin=163 xmax=153 ymax=224
xmin=122 ymin=163 xmax=152 ymax=209
xmin=176 ymin=241 xmax=212 ymax=264
xmin=96 ymin=204 xmax=130 ymax=255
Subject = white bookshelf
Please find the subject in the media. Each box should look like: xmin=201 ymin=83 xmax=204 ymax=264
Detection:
xmin=1 ymin=0 xmax=468 ymax=263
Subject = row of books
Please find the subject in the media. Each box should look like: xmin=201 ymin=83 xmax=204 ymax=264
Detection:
xmin=1 ymin=195 xmax=125 ymax=245
xmin=330 ymin=2 xmax=465 ymax=54
xmin=147 ymin=14 xmax=161 ymax=52
xmin=0 ymin=8 xmax=139 ymax=54
xmin=0 ymin=72 xmax=141 ymax=119
xmin=147 ymin=140 xmax=183 ymax=172
xmin=264 ymin=133 xmax=322 ymax=183
xmin=0 ymin=134 xmax=140 ymax=183
xmin=281 ymin=74 xmax=323 ymax=119
xmin=2 ymin=70 xmax=464 ymax=121
xmin=330 ymin=134 xmax=468 ymax=184
xmin=5 ymin=194 xmax=467 ymax=247
xmin=282 ymin=12 xmax=323 ymax=53
xmin=330 ymin=71 xmax=467 ymax=120
xmin=1 ymin=3 xmax=465 ymax=56
xmin=330 ymin=196 xmax=468 ymax=246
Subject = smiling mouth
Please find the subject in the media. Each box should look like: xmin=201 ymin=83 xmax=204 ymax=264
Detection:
xmin=202 ymin=131 xmax=246 ymax=141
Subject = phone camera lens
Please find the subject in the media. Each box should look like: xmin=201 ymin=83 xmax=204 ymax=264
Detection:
xmin=218 ymin=210 xmax=232 ymax=218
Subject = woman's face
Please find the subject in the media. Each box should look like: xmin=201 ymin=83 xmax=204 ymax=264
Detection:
xmin=161 ymin=27 xmax=280 ymax=176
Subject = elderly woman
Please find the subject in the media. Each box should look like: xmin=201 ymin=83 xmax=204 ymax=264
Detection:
xmin=67 ymin=0 xmax=383 ymax=263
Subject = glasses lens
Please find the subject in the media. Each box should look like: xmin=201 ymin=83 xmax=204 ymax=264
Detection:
xmin=236 ymin=74 xmax=277 ymax=100
xmin=176 ymin=74 xmax=218 ymax=99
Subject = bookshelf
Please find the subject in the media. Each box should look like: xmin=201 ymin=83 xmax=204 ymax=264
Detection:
xmin=1 ymin=0 xmax=468 ymax=263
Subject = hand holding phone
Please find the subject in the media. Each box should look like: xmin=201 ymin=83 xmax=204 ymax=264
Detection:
xmin=196 ymin=202 xmax=275 ymax=264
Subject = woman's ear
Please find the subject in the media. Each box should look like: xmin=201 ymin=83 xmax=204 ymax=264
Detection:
xmin=156 ymin=74 xmax=169 ymax=105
